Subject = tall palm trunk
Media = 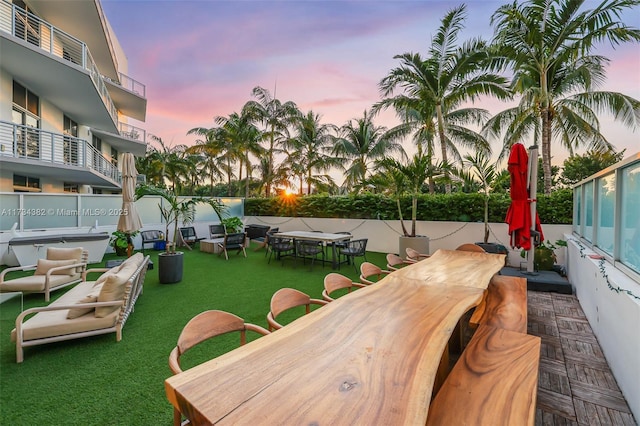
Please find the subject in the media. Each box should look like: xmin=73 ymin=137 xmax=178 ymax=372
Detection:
xmin=266 ymin=125 xmax=275 ymax=197
xmin=541 ymin=110 xmax=553 ymax=194
xmin=540 ymin=69 xmax=552 ymax=195
xmin=435 ymin=103 xmax=451 ymax=194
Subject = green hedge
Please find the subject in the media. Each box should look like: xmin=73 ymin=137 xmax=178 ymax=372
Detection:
xmin=244 ymin=188 xmax=573 ymax=224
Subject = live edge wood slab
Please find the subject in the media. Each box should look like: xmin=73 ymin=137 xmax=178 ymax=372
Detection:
xmin=165 ymin=249 xmax=506 ymax=425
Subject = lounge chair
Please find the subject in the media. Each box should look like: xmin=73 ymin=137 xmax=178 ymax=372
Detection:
xmin=0 ymin=247 xmax=89 ymax=302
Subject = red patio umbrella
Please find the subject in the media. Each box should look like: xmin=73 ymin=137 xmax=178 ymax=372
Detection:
xmin=505 ymin=143 xmax=543 ymax=253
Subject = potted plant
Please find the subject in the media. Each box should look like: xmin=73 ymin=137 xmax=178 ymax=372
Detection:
xmin=459 ymin=152 xmax=509 ymax=256
xmin=375 ymin=152 xmax=432 ymax=258
xmin=221 ymin=216 xmax=244 ymax=233
xmin=109 ymin=230 xmax=139 ymax=257
xmin=136 ymin=184 xmax=226 ymax=283
xmin=520 ymin=239 xmax=567 ymax=271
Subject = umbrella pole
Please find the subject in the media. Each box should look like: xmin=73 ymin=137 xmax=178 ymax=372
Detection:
xmin=527 ymin=145 xmax=539 ymax=273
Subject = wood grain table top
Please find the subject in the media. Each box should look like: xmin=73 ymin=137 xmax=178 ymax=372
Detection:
xmin=165 ymin=249 xmax=506 ymax=425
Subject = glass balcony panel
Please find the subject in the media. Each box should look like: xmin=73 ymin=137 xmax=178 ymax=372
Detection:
xmin=23 ymin=195 xmax=77 ymax=229
xmin=596 ymin=173 xmax=616 ymax=256
xmin=584 ymin=181 xmax=594 ymax=243
xmin=620 ymin=162 xmax=640 ymax=274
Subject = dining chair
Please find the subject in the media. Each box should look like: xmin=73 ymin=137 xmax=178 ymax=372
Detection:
xmin=266 ymin=288 xmax=328 ymax=331
xmin=267 ymin=236 xmax=295 ymax=265
xmin=456 ymin=243 xmax=486 ymax=252
xmin=294 ymin=239 xmax=325 ymax=271
xmin=405 ymin=247 xmax=430 ymax=262
xmin=359 ymin=261 xmax=392 ymax=285
xmin=168 ymin=310 xmax=270 ymax=425
xmin=386 ymin=253 xmax=416 ymax=271
xmin=322 ymin=273 xmax=366 ymax=302
xmin=218 ymin=232 xmax=247 ymax=260
xmin=339 ymin=238 xmax=368 ymax=273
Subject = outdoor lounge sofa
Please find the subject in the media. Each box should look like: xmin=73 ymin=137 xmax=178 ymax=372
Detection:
xmin=11 ymin=253 xmax=150 ymax=363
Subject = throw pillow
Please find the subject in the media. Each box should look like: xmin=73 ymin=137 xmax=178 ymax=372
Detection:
xmin=95 ymin=262 xmax=137 ymax=318
xmin=66 ymin=289 xmax=101 ymax=319
xmin=34 ymin=259 xmax=77 ymax=276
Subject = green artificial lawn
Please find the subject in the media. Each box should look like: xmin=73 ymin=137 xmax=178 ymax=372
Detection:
xmin=0 ymin=244 xmax=386 ymax=425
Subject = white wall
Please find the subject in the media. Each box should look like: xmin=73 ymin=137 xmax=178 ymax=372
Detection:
xmin=244 ymin=216 xmax=571 ymax=267
xmin=567 ymin=237 xmax=640 ymax=420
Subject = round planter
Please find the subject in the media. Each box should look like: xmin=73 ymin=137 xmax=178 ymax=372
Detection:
xmin=158 ymin=252 xmax=184 ymax=284
xmin=399 ymin=235 xmax=430 ymax=260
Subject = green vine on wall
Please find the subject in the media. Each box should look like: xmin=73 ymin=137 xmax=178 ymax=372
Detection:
xmin=567 ymin=237 xmax=640 ymax=301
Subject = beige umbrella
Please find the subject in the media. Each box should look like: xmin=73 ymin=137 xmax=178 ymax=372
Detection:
xmin=117 ymin=152 xmax=143 ymax=256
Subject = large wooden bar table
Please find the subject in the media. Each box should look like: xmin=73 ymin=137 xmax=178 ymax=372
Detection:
xmin=165 ymin=249 xmax=506 ymax=425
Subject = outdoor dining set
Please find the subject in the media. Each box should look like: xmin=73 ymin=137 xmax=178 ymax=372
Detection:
xmin=145 ymin=223 xmax=368 ymax=270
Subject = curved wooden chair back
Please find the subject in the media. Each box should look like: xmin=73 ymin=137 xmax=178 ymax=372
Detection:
xmin=456 ymin=243 xmax=486 ymax=253
xmin=386 ymin=253 xmax=415 ymax=271
xmin=267 ymin=288 xmax=328 ymax=331
xmin=359 ymin=262 xmax=392 ymax=285
xmin=169 ymin=310 xmax=269 ymax=375
xmin=322 ymin=273 xmax=366 ymax=302
xmin=406 ymin=247 xmax=430 ymax=262
xmin=169 ymin=310 xmax=269 ymax=425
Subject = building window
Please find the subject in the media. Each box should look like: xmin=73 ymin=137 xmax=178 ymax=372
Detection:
xmin=92 ymin=135 xmax=103 ymax=171
xmin=13 ymin=174 xmax=40 ymax=192
xmin=12 ymin=81 xmax=40 ymax=159
xmin=63 ymin=116 xmax=78 ymax=165
xmin=64 ymin=183 xmax=79 ymax=193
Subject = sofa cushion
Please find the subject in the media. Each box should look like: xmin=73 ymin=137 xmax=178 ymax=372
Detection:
xmin=11 ymin=281 xmax=118 ymax=342
xmin=47 ymin=247 xmax=83 ymax=261
xmin=66 ymin=286 xmax=102 ymax=319
xmin=0 ymin=274 xmax=80 ymax=292
xmin=35 ymin=259 xmax=77 ymax=276
xmin=121 ymin=252 xmax=144 ymax=269
xmin=47 ymin=247 xmax=84 ymax=273
xmin=95 ymin=261 xmax=139 ymax=318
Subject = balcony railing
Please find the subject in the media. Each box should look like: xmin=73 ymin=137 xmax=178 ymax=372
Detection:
xmin=0 ymin=121 xmax=121 ymax=184
xmin=0 ymin=0 xmax=119 ymax=126
xmin=118 ymin=122 xmax=146 ymax=144
xmin=104 ymin=72 xmax=146 ymax=97
xmin=573 ymin=152 xmax=640 ymax=278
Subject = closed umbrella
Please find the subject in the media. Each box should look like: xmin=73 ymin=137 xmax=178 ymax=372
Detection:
xmin=117 ymin=152 xmax=143 ymax=256
xmin=505 ymin=143 xmax=544 ymax=257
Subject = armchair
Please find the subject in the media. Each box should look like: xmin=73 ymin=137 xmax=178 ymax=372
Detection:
xmin=0 ymin=247 xmax=89 ymax=301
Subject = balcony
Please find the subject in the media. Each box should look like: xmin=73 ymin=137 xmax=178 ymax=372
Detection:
xmin=0 ymin=1 xmax=146 ymax=126
xmin=0 ymin=121 xmax=121 ymax=187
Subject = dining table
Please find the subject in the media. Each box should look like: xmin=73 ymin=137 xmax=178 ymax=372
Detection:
xmin=272 ymin=231 xmax=352 ymax=269
xmin=165 ymin=249 xmax=507 ymax=425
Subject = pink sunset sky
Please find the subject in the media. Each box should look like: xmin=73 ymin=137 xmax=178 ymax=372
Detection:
xmin=102 ymin=0 xmax=640 ymax=172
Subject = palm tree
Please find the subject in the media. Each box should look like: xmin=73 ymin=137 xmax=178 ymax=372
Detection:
xmin=186 ymin=127 xmax=227 ymax=196
xmin=375 ymin=152 xmax=434 ymax=237
xmin=333 ymin=110 xmax=404 ymax=193
xmin=459 ymin=152 xmax=500 ymax=243
xmin=488 ymin=0 xmax=640 ymax=194
xmin=284 ymin=111 xmax=339 ymax=195
xmin=376 ymin=4 xmax=510 ymax=194
xmin=244 ymin=86 xmax=300 ymax=197
xmin=216 ymin=109 xmax=263 ymax=197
